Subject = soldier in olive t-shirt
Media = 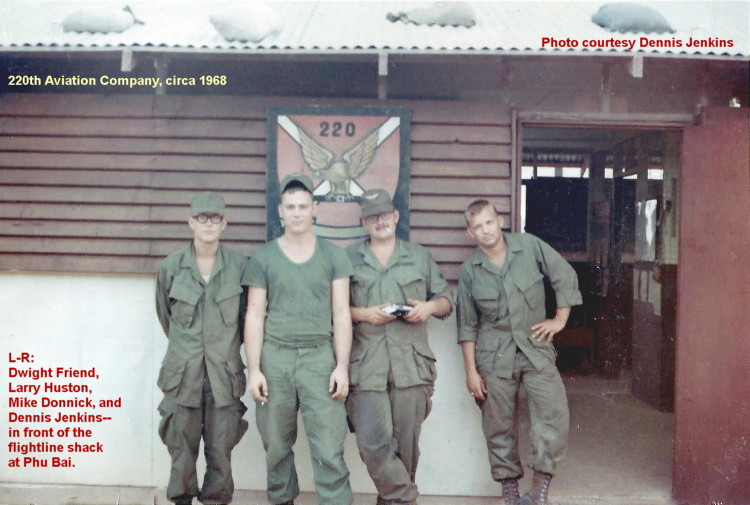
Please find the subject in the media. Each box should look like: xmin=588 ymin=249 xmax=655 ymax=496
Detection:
xmin=242 ymin=173 xmax=354 ymax=505
xmin=246 ymin=238 xmax=352 ymax=347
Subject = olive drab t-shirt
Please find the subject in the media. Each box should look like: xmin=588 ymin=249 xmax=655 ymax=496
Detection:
xmin=243 ymin=237 xmax=353 ymax=347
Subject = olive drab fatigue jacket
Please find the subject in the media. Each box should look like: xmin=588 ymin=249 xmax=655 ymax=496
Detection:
xmin=156 ymin=243 xmax=248 ymax=408
xmin=347 ymin=239 xmax=454 ymax=391
xmin=457 ymin=233 xmax=582 ymax=379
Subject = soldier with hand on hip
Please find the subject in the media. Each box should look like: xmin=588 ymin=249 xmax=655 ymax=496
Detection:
xmin=457 ymin=200 xmax=582 ymax=505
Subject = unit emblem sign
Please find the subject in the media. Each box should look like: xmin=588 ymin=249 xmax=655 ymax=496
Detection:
xmin=267 ymin=106 xmax=411 ymax=243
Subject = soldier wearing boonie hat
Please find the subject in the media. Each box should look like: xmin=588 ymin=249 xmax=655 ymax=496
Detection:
xmin=242 ymin=173 xmax=354 ymax=505
xmin=345 ymin=188 xmax=453 ymax=505
xmin=155 ymin=191 xmax=249 ymax=505
xmin=359 ymin=188 xmax=395 ymax=218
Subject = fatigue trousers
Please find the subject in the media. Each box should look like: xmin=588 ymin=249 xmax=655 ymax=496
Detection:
xmin=479 ymin=351 xmax=569 ymax=481
xmin=346 ymin=385 xmax=432 ymax=504
xmin=256 ymin=340 xmax=352 ymax=505
xmin=158 ymin=376 xmax=248 ymax=505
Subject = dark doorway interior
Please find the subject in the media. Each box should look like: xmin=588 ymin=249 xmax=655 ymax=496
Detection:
xmin=520 ymin=126 xmax=679 ymax=411
xmin=519 ymin=123 xmax=680 ymax=499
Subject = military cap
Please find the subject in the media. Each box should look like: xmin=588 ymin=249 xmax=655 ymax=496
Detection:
xmin=191 ymin=192 xmax=225 ymax=216
xmin=359 ymin=188 xmax=395 ymax=218
xmin=279 ymin=173 xmax=314 ymax=194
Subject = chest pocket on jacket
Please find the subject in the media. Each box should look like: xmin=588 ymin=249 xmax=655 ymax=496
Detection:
xmin=215 ymin=285 xmax=243 ymax=327
xmin=169 ymin=282 xmax=202 ymax=327
xmin=516 ymin=271 xmax=545 ymax=310
xmin=351 ymin=268 xmax=378 ymax=307
xmin=395 ymin=267 xmax=425 ymax=302
xmin=472 ymin=284 xmax=504 ymax=322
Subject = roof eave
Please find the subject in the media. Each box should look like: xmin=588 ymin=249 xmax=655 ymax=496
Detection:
xmin=2 ymin=45 xmax=748 ymax=62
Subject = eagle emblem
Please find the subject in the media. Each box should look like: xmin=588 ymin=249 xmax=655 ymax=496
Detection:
xmin=276 ymin=115 xmax=401 ymax=203
xmin=270 ymin=110 xmax=409 ymax=241
xmin=297 ymin=127 xmax=380 ymax=201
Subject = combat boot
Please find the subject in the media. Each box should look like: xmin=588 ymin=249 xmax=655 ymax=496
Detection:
xmin=518 ymin=471 xmax=552 ymax=505
xmin=501 ymin=478 xmax=520 ymax=505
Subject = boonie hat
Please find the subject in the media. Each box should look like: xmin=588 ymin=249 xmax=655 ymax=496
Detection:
xmin=279 ymin=173 xmax=314 ymax=194
xmin=359 ymin=188 xmax=395 ymax=218
xmin=191 ymin=192 xmax=225 ymax=216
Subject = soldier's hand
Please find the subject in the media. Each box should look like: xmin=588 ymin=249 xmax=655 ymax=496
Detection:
xmin=402 ymin=299 xmax=434 ymax=324
xmin=369 ymin=304 xmax=398 ymax=325
xmin=249 ymin=369 xmax=269 ymax=403
xmin=329 ymin=365 xmax=349 ymax=400
xmin=466 ymin=368 xmax=487 ymax=402
xmin=531 ymin=318 xmax=566 ymax=343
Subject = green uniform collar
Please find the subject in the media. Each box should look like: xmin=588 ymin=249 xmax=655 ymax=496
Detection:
xmin=471 ymin=232 xmax=523 ymax=275
xmin=357 ymin=238 xmax=409 ymax=271
xmin=180 ymin=242 xmax=226 ymax=285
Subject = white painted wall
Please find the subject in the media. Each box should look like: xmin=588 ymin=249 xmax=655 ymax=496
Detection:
xmin=0 ymin=272 xmax=495 ymax=497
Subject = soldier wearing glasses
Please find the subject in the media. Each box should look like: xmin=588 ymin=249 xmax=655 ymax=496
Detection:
xmin=155 ymin=192 xmax=249 ymax=505
xmin=346 ymin=189 xmax=453 ymax=505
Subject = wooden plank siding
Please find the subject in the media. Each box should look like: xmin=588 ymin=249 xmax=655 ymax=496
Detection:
xmin=0 ymin=94 xmax=513 ymax=280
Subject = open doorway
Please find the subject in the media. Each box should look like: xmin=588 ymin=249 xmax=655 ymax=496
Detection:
xmin=516 ymin=125 xmax=680 ymax=500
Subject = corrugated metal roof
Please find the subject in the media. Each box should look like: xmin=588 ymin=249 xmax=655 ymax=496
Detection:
xmin=1 ymin=1 xmax=747 ymax=59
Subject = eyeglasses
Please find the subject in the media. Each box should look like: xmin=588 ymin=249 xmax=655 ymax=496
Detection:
xmin=194 ymin=214 xmax=223 ymax=224
xmin=363 ymin=211 xmax=394 ymax=225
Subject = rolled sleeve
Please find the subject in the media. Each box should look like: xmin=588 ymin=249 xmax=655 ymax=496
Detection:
xmin=553 ymin=287 xmax=583 ymax=307
xmin=456 ymin=266 xmax=479 ymax=343
xmin=534 ymin=237 xmax=583 ymax=308
xmin=426 ymin=254 xmax=454 ymax=319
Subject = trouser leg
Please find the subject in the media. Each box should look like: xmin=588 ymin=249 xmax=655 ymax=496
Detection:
xmin=200 ymin=379 xmax=249 ymax=504
xmin=518 ymin=355 xmax=569 ymax=475
xmin=159 ymin=395 xmax=202 ymax=504
xmin=346 ymin=391 xmax=417 ymax=503
xmin=257 ymin=344 xmax=301 ymax=504
xmin=297 ymin=343 xmax=352 ymax=505
xmin=389 ymin=385 xmax=432 ymax=483
xmin=479 ymin=372 xmax=524 ymax=481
